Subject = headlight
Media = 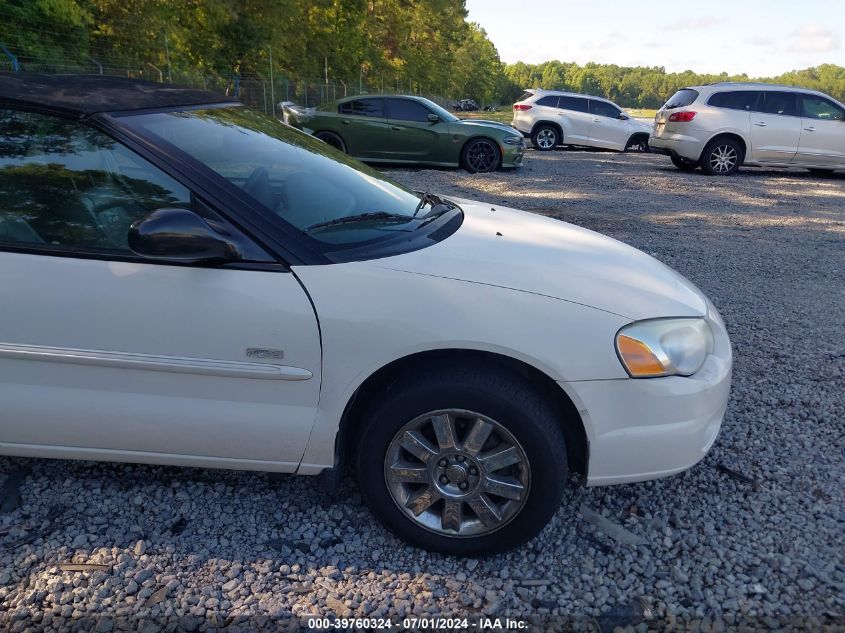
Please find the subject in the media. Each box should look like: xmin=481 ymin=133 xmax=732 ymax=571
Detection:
xmin=502 ymin=136 xmax=523 ymax=145
xmin=615 ymin=318 xmax=713 ymax=378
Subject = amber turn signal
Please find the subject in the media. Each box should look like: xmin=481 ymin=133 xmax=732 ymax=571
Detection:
xmin=616 ymin=334 xmax=667 ymax=377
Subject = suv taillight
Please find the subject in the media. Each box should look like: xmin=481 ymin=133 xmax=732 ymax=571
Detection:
xmin=668 ymin=111 xmax=696 ymax=123
xmin=513 ymin=104 xmax=533 ymax=111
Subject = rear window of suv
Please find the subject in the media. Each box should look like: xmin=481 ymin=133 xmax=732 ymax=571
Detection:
xmin=517 ymin=92 xmax=534 ymax=102
xmin=708 ymin=91 xmax=761 ymax=111
xmin=664 ymin=89 xmax=699 ymax=109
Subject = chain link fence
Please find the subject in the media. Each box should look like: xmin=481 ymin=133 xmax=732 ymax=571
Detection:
xmin=0 ymin=53 xmax=461 ymax=116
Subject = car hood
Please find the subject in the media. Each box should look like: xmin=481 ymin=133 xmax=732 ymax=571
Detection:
xmin=632 ymin=118 xmax=653 ymax=134
xmin=451 ymin=119 xmax=521 ymax=135
xmin=373 ymin=201 xmax=708 ymax=320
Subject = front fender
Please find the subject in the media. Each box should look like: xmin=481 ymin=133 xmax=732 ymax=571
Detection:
xmin=293 ymin=262 xmax=629 ymax=472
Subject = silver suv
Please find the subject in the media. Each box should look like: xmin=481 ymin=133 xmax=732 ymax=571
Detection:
xmin=651 ymin=83 xmax=845 ymax=175
xmin=512 ymin=89 xmax=651 ymax=152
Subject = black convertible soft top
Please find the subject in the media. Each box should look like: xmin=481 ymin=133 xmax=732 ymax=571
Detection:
xmin=0 ymin=73 xmax=233 ymax=117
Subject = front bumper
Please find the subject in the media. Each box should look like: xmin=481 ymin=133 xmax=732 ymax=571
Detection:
xmin=568 ymin=315 xmax=732 ymax=486
xmin=501 ymin=142 xmax=526 ymax=168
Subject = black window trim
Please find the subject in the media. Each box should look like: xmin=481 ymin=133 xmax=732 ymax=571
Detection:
xmin=0 ymin=103 xmax=317 ymax=269
xmin=384 ymin=97 xmax=435 ymax=122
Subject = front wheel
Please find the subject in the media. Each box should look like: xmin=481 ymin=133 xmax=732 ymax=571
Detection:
xmin=700 ymin=138 xmax=742 ymax=175
xmin=461 ymin=138 xmax=501 ymax=173
xmin=355 ymin=364 xmax=569 ymax=555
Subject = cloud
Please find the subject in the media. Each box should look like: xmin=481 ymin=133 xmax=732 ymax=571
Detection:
xmin=749 ymin=35 xmax=773 ymax=47
xmin=664 ymin=15 xmax=727 ymax=31
xmin=788 ymin=24 xmax=841 ymax=53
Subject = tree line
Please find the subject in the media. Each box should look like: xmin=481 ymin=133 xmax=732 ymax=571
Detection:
xmin=503 ymin=61 xmax=845 ymax=108
xmin=1 ymin=0 xmax=843 ymax=108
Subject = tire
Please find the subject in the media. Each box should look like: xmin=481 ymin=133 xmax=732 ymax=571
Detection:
xmin=314 ymin=131 xmax=347 ymax=153
xmin=700 ymin=137 xmax=742 ymax=176
xmin=460 ymin=137 xmax=501 ymax=173
xmin=671 ymin=155 xmax=699 ymax=172
xmin=354 ymin=363 xmax=569 ymax=556
xmin=808 ymin=168 xmax=836 ymax=177
xmin=531 ymin=124 xmax=559 ymax=151
xmin=626 ymin=135 xmax=650 ymax=153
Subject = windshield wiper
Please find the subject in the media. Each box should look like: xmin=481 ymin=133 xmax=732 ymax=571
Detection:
xmin=412 ymin=191 xmax=448 ymax=218
xmin=304 ymin=211 xmax=412 ymax=234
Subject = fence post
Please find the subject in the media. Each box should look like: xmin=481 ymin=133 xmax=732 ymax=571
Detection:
xmin=1 ymin=44 xmax=19 ymax=72
xmin=269 ymin=45 xmax=276 ymax=116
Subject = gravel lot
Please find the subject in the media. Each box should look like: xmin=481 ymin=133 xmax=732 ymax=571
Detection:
xmin=1 ymin=149 xmax=843 ymax=631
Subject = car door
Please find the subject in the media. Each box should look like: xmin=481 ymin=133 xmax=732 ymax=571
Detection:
xmin=556 ymin=96 xmax=593 ymax=145
xmin=795 ymin=94 xmax=845 ymax=166
xmin=587 ymin=100 xmax=631 ymax=150
xmin=748 ymin=91 xmax=802 ymax=163
xmin=385 ymin=98 xmax=444 ymax=159
xmin=0 ymin=108 xmax=321 ymax=470
xmin=337 ymin=98 xmax=392 ymax=159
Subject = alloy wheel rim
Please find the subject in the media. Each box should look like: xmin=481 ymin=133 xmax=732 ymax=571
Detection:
xmin=710 ymin=145 xmax=737 ymax=173
xmin=536 ymin=129 xmax=556 ymax=149
xmin=384 ymin=409 xmax=531 ymax=537
xmin=467 ymin=141 xmax=498 ymax=171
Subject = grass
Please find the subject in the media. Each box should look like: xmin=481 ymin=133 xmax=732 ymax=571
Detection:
xmin=626 ymin=108 xmax=659 ymax=119
xmin=456 ymin=110 xmax=513 ymax=123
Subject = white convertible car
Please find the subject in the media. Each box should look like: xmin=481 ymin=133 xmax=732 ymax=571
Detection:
xmin=0 ymin=74 xmax=732 ymax=555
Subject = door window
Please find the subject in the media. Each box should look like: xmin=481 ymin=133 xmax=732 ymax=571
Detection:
xmin=800 ymin=95 xmax=845 ymax=121
xmin=556 ymin=96 xmax=589 ymax=113
xmin=708 ymin=91 xmax=762 ymax=111
xmin=338 ymin=99 xmax=384 ymax=117
xmin=762 ymin=92 xmax=798 ymax=117
xmin=535 ymin=96 xmax=559 ymax=107
xmin=387 ymin=99 xmax=432 ymax=122
xmin=589 ymin=100 xmax=622 ymax=118
xmin=0 ymin=109 xmax=191 ymax=252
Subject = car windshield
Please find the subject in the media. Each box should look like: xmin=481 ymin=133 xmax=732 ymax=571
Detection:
xmin=417 ymin=97 xmax=459 ymax=122
xmin=119 ymin=106 xmax=432 ymax=246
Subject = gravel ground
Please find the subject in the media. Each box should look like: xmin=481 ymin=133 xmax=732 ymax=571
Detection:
xmin=1 ymin=149 xmax=843 ymax=632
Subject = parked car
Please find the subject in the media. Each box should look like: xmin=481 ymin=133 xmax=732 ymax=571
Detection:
xmin=453 ymin=98 xmax=478 ymax=112
xmin=278 ymin=100 xmax=314 ymax=125
xmin=286 ymin=94 xmax=524 ymax=173
xmin=512 ymin=89 xmax=652 ymax=152
xmin=650 ymin=82 xmax=845 ymax=175
xmin=0 ymin=73 xmax=732 ymax=555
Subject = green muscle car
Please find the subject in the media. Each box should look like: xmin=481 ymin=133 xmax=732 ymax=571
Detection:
xmin=285 ymin=95 xmax=525 ymax=173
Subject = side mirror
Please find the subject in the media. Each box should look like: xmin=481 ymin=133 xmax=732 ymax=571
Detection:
xmin=618 ymin=113 xmax=630 ymax=121
xmin=427 ymin=113 xmax=440 ymax=123
xmin=129 ymin=208 xmax=242 ymax=264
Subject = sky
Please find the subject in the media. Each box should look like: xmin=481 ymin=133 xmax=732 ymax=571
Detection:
xmin=465 ymin=0 xmax=844 ymax=76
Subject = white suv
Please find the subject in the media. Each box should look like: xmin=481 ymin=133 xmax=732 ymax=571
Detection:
xmin=651 ymin=83 xmax=845 ymax=175
xmin=512 ymin=89 xmax=651 ymax=152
